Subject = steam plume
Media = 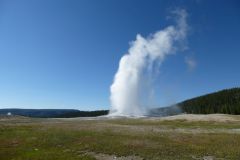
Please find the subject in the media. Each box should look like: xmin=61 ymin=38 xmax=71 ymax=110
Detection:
xmin=109 ymin=9 xmax=188 ymax=116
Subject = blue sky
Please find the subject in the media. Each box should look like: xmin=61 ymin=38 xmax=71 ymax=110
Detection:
xmin=0 ymin=0 xmax=239 ymax=110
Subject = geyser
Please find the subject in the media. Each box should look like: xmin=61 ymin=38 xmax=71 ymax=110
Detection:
xmin=109 ymin=9 xmax=188 ymax=116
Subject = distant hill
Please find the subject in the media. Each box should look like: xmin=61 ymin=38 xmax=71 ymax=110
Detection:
xmin=55 ymin=110 xmax=109 ymax=118
xmin=179 ymin=88 xmax=240 ymax=114
xmin=1 ymin=88 xmax=239 ymax=118
xmin=0 ymin=109 xmax=108 ymax=118
xmin=149 ymin=105 xmax=182 ymax=116
xmin=150 ymin=87 xmax=240 ymax=116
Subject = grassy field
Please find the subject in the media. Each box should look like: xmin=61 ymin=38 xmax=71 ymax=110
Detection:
xmin=0 ymin=114 xmax=240 ymax=160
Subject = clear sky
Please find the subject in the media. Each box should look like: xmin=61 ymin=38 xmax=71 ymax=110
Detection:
xmin=0 ymin=0 xmax=239 ymax=110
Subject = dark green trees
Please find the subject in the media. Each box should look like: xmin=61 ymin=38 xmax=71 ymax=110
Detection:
xmin=179 ymin=88 xmax=240 ymax=114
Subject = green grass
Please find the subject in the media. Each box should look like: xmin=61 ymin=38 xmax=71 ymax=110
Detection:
xmin=0 ymin=117 xmax=240 ymax=160
xmin=106 ymin=118 xmax=240 ymax=129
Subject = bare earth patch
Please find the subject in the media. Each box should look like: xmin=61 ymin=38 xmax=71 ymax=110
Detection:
xmin=159 ymin=114 xmax=240 ymax=122
xmin=85 ymin=152 xmax=143 ymax=160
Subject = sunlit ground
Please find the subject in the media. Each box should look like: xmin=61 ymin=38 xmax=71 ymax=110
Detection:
xmin=1 ymin=114 xmax=240 ymax=160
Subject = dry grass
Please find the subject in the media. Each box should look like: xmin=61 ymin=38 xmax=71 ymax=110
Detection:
xmin=0 ymin=114 xmax=240 ymax=160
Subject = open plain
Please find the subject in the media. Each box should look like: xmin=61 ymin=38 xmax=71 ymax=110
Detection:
xmin=1 ymin=114 xmax=240 ymax=160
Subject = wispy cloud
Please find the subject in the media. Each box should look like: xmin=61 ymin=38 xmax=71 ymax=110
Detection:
xmin=185 ymin=56 xmax=197 ymax=71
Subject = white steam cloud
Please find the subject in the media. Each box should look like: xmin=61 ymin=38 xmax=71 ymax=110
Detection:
xmin=109 ymin=9 xmax=188 ymax=116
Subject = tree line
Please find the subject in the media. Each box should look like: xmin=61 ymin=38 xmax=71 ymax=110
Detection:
xmin=56 ymin=110 xmax=109 ymax=118
xmin=179 ymin=88 xmax=240 ymax=114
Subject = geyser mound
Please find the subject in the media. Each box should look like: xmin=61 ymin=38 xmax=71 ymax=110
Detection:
xmin=109 ymin=9 xmax=188 ymax=116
